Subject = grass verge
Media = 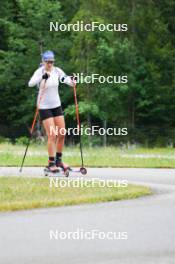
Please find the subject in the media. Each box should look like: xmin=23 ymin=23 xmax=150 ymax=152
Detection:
xmin=1 ymin=143 xmax=175 ymax=168
xmin=0 ymin=177 xmax=151 ymax=211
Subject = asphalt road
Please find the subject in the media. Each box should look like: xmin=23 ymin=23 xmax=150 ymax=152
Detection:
xmin=0 ymin=168 xmax=175 ymax=264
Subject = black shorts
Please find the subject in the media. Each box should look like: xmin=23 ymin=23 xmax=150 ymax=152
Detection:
xmin=39 ymin=106 xmax=63 ymax=121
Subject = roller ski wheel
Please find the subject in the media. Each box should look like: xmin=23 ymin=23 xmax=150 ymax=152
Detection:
xmin=80 ymin=167 xmax=87 ymax=175
xmin=65 ymin=170 xmax=69 ymax=177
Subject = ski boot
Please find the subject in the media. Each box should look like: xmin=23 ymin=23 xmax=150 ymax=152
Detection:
xmin=44 ymin=161 xmax=61 ymax=177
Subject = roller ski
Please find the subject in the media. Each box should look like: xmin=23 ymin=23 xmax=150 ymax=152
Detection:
xmin=69 ymin=167 xmax=87 ymax=175
xmin=56 ymin=161 xmax=87 ymax=176
xmin=44 ymin=161 xmax=69 ymax=177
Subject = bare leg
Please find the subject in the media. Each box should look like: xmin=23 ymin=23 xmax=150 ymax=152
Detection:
xmin=42 ymin=117 xmax=58 ymax=171
xmin=54 ymin=115 xmax=69 ymax=169
xmin=43 ymin=117 xmax=56 ymax=156
xmin=54 ymin=116 xmax=66 ymax=153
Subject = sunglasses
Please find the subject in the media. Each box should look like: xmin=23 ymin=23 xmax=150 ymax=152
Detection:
xmin=45 ymin=61 xmax=54 ymax=64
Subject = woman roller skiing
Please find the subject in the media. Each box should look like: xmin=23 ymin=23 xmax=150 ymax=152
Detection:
xmin=28 ymin=50 xmax=74 ymax=174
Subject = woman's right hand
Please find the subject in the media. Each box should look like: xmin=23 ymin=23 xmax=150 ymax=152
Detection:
xmin=42 ymin=73 xmax=49 ymax=80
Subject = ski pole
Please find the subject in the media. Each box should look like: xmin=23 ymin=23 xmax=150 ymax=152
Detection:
xmin=19 ymin=80 xmax=47 ymax=172
xmin=73 ymin=80 xmax=84 ymax=168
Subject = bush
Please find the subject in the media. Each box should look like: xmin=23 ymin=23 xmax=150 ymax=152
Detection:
xmin=15 ymin=136 xmax=29 ymax=145
xmin=0 ymin=136 xmax=10 ymax=144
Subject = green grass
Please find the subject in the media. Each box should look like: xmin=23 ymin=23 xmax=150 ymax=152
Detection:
xmin=0 ymin=177 xmax=151 ymax=211
xmin=1 ymin=143 xmax=175 ymax=168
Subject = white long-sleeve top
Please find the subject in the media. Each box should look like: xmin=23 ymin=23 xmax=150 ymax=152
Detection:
xmin=28 ymin=66 xmax=73 ymax=109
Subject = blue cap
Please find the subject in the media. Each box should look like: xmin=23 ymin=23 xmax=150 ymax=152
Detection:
xmin=42 ymin=50 xmax=55 ymax=61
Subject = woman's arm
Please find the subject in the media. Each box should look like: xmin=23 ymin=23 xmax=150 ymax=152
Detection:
xmin=28 ymin=68 xmax=43 ymax=87
xmin=57 ymin=67 xmax=74 ymax=87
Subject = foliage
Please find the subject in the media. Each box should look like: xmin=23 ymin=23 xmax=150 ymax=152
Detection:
xmin=0 ymin=0 xmax=175 ymax=145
